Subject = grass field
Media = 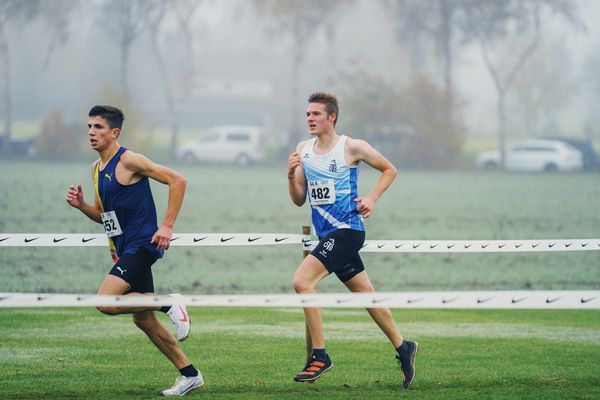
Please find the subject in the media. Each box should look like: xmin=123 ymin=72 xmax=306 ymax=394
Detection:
xmin=1 ymin=307 xmax=599 ymax=400
xmin=1 ymin=160 xmax=599 ymax=293
xmin=1 ymin=160 xmax=599 ymax=399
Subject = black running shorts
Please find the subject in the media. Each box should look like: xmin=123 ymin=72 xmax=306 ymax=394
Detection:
xmin=311 ymin=229 xmax=366 ymax=282
xmin=108 ymin=247 xmax=158 ymax=293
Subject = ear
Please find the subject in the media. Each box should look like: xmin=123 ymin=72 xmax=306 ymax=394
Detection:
xmin=112 ymin=128 xmax=121 ymax=139
xmin=329 ymin=112 xmax=337 ymax=124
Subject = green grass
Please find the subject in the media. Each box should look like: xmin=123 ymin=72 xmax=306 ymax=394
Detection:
xmin=0 ymin=307 xmax=599 ymax=399
xmin=0 ymin=160 xmax=599 ymax=293
xmin=1 ymin=160 xmax=599 ymax=398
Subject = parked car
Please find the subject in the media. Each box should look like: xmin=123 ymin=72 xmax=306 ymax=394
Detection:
xmin=0 ymin=136 xmax=36 ymax=156
xmin=176 ymin=125 xmax=265 ymax=166
xmin=543 ymin=136 xmax=598 ymax=171
xmin=476 ymin=139 xmax=583 ymax=172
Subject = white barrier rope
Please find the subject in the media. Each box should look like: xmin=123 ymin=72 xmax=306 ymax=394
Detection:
xmin=1 ymin=233 xmax=599 ymax=252
xmin=1 ymin=291 xmax=598 ymax=309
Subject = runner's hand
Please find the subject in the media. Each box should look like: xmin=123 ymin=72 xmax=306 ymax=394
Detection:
xmin=288 ymin=152 xmax=301 ymax=179
xmin=66 ymin=184 xmax=84 ymax=209
xmin=354 ymin=197 xmax=375 ymax=218
xmin=152 ymin=225 xmax=173 ymax=251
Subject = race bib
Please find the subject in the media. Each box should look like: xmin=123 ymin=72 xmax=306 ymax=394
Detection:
xmin=101 ymin=211 xmax=123 ymax=237
xmin=308 ymin=179 xmax=336 ymax=205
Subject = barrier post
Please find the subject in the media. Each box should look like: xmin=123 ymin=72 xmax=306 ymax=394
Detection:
xmin=302 ymin=225 xmax=312 ymax=360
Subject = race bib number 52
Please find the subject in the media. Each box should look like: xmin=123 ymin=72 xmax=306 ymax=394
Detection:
xmin=101 ymin=211 xmax=123 ymax=237
xmin=308 ymin=179 xmax=335 ymax=205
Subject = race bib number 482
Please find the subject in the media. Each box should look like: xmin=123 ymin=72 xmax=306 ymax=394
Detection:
xmin=101 ymin=210 xmax=123 ymax=237
xmin=308 ymin=179 xmax=335 ymax=205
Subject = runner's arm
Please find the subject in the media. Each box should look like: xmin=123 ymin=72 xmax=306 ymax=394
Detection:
xmin=122 ymin=152 xmax=187 ymax=251
xmin=347 ymin=139 xmax=397 ymax=218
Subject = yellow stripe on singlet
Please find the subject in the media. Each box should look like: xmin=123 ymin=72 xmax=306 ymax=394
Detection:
xmin=93 ymin=160 xmax=119 ymax=262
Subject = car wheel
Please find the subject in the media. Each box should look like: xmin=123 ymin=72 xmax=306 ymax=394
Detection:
xmin=182 ymin=152 xmax=197 ymax=164
xmin=236 ymin=154 xmax=251 ymax=166
xmin=483 ymin=161 xmax=498 ymax=170
xmin=544 ymin=163 xmax=558 ymax=172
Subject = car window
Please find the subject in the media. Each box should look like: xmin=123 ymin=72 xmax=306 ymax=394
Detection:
xmin=200 ymin=134 xmax=219 ymax=143
xmin=226 ymin=133 xmax=251 ymax=142
xmin=512 ymin=145 xmax=555 ymax=152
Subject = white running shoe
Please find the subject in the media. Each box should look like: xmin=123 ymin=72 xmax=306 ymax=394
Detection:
xmin=162 ymin=374 xmax=204 ymax=396
xmin=165 ymin=294 xmax=190 ymax=342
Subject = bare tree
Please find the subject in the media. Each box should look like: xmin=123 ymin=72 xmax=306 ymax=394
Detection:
xmin=254 ymin=0 xmax=350 ymax=145
xmin=99 ymin=0 xmax=148 ymax=101
xmin=142 ymin=0 xmax=201 ymax=159
xmin=464 ymin=0 xmax=582 ymax=168
xmin=0 ymin=0 xmax=72 ymax=155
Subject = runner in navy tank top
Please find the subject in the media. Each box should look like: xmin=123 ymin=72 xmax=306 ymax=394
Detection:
xmin=287 ymin=92 xmax=419 ymax=388
xmin=66 ymin=105 xmax=203 ymax=396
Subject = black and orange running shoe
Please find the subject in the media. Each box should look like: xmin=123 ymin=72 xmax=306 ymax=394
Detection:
xmin=293 ymin=354 xmax=333 ymax=382
xmin=396 ymin=341 xmax=419 ymax=388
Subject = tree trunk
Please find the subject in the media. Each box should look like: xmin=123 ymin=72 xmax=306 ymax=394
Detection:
xmin=0 ymin=33 xmax=11 ymax=156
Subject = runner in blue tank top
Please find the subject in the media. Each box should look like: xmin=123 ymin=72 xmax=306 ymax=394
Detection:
xmin=287 ymin=92 xmax=419 ymax=388
xmin=66 ymin=105 xmax=203 ymax=396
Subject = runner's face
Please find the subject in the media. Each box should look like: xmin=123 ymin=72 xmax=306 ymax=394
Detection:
xmin=306 ymin=103 xmax=335 ymax=135
xmin=88 ymin=116 xmax=118 ymax=151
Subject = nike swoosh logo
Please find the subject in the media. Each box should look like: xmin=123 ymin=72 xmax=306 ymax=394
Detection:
xmin=477 ymin=297 xmax=492 ymax=304
xmin=24 ymin=237 xmax=39 ymax=243
xmin=581 ymin=297 xmax=596 ymax=303
xmin=302 ymin=239 xmax=312 ymax=248
xmin=430 ymin=244 xmax=437 ymax=249
xmin=247 ymin=237 xmax=261 ymax=242
xmin=412 ymin=244 xmax=420 ymax=249
xmin=565 ymin=243 xmax=572 ymax=248
xmin=377 ymin=244 xmax=385 ymax=249
xmin=511 ymin=297 xmax=526 ymax=303
xmin=464 ymin=244 xmax=472 ymax=249
xmin=53 ymin=237 xmax=68 ymax=243
xmin=515 ymin=243 xmax=523 ymax=248
xmin=548 ymin=243 xmax=556 ymax=248
xmin=274 ymin=237 xmax=288 ymax=242
xmin=442 ymin=298 xmax=457 ymax=304
xmin=395 ymin=244 xmax=403 ymax=249
xmin=0 ymin=237 xmax=9 ymax=242
xmin=481 ymin=244 xmax=489 ymax=249
xmin=178 ymin=306 xmax=188 ymax=322
xmin=581 ymin=243 xmax=588 ymax=247
xmin=193 ymin=237 xmax=207 ymax=242
xmin=371 ymin=298 xmax=389 ymax=304
xmin=499 ymin=244 xmax=506 ymax=249
xmin=447 ymin=244 xmax=455 ymax=249
xmin=545 ymin=297 xmax=560 ymax=304
xmin=82 ymin=237 xmax=95 ymax=243
xmin=336 ymin=298 xmax=354 ymax=304
xmin=170 ymin=237 xmax=179 ymax=242
xmin=532 ymin=243 xmax=539 ymax=248
xmin=406 ymin=298 xmax=421 ymax=304
xmin=220 ymin=237 xmax=233 ymax=242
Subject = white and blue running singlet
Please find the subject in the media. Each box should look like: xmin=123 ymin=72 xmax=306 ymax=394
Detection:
xmin=301 ymin=135 xmax=365 ymax=237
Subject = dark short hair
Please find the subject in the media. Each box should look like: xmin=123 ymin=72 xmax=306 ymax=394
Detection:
xmin=308 ymin=92 xmax=339 ymax=127
xmin=88 ymin=105 xmax=124 ymax=130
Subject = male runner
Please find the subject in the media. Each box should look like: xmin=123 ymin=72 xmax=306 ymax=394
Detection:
xmin=66 ymin=105 xmax=202 ymax=396
xmin=287 ymin=92 xmax=418 ymax=388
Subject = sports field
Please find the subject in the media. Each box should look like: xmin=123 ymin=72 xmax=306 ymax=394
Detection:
xmin=0 ymin=160 xmax=599 ymax=399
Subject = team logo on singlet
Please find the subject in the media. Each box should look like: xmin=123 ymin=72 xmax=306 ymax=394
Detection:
xmin=329 ymin=159 xmax=337 ymax=172
xmin=104 ymin=173 xmax=113 ymax=182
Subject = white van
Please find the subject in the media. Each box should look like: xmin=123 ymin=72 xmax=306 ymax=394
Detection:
xmin=177 ymin=125 xmax=265 ymax=165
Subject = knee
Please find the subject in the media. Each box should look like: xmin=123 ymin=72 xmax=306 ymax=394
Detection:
xmin=293 ymin=276 xmax=313 ymax=294
xmin=96 ymin=306 xmax=119 ymax=315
